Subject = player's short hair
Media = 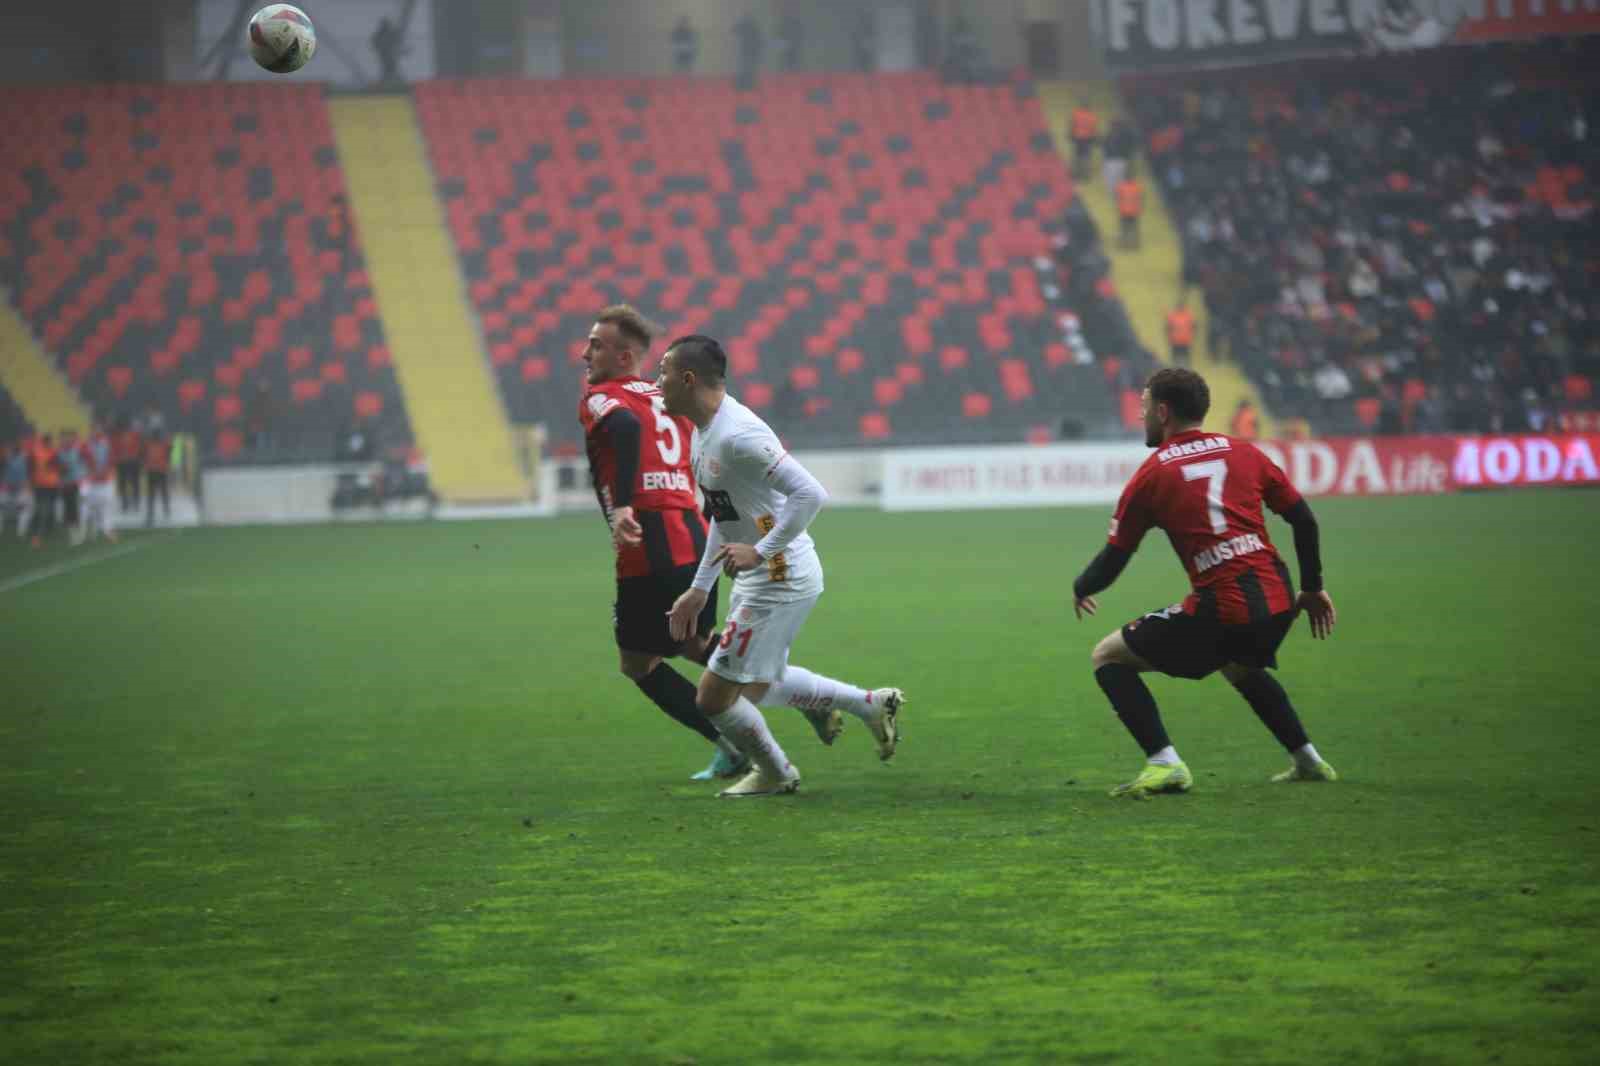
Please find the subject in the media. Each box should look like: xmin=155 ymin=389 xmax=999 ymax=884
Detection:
xmin=595 ymin=304 xmax=656 ymax=351
xmin=1146 ymin=367 xmax=1210 ymax=423
xmin=666 ymin=334 xmax=727 ymax=386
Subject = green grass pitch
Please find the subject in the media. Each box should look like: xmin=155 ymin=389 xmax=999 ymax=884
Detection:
xmin=3 ymin=491 xmax=1598 ymax=1065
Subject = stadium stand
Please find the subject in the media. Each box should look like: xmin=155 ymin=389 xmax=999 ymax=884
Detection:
xmin=0 ymin=84 xmax=413 ymax=462
xmin=1124 ymin=39 xmax=1600 ymax=437
xmin=415 ymin=71 xmax=1152 ymax=449
xmin=0 ymin=380 xmax=29 ymax=444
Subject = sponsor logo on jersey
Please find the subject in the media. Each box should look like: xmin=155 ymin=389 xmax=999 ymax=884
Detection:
xmin=1157 ymin=436 xmax=1231 ymax=464
xmin=755 ymin=513 xmax=787 ymax=581
xmin=587 ymin=393 xmax=621 ymax=421
xmin=622 ymin=380 xmax=658 ymax=395
xmin=1191 ymin=533 xmax=1267 ymax=574
xmin=642 ymin=470 xmax=691 ymax=493
xmin=1108 ymin=517 xmax=1119 ymax=537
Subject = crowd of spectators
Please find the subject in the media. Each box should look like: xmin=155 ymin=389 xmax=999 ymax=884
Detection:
xmin=1125 ymin=38 xmax=1600 ymax=436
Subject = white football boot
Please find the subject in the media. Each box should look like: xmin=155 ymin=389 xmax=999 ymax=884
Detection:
xmin=861 ymin=688 xmax=904 ymax=762
xmin=717 ymin=765 xmax=801 ymax=798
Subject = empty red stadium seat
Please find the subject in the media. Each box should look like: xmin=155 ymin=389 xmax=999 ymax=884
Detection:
xmin=214 ymin=394 xmax=241 ymax=422
xmin=354 ymin=391 xmax=384 ymax=419
xmin=292 ymin=379 xmax=324 ymax=404
xmin=215 ymin=364 xmax=242 ymax=390
xmin=320 ymin=361 xmax=348 ymax=385
xmin=743 ymin=382 xmax=773 ymax=408
xmin=873 ymin=378 xmax=904 ymax=406
xmin=216 ymin=429 xmax=243 ymax=460
xmin=1000 ymin=360 xmax=1034 ymax=402
xmin=1564 ymin=374 xmax=1593 ymax=403
xmin=940 ymin=346 xmax=968 ymax=371
xmin=178 ymin=379 xmax=206 ymax=412
xmin=789 ymin=365 xmax=819 ymax=390
xmin=521 ymin=357 xmax=550 ymax=382
xmin=836 ymin=349 xmax=864 ymax=375
xmin=287 ymin=346 xmax=313 ymax=373
xmin=963 ymin=393 xmax=992 ymax=418
xmin=859 ymin=412 xmax=890 ymax=440
xmin=107 ymin=366 xmax=133 ymax=398
xmin=366 ymin=346 xmax=392 ymax=369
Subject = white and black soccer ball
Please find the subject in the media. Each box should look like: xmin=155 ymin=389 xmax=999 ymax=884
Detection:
xmin=248 ymin=4 xmax=318 ymax=74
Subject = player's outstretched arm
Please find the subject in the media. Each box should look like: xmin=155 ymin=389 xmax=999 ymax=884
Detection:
xmin=1279 ymin=499 xmax=1334 ymax=639
xmin=754 ymin=454 xmax=827 ymax=559
xmin=1072 ymin=544 xmax=1132 ymax=620
xmin=595 ymin=408 xmax=644 ymax=546
xmin=668 ymin=520 xmax=722 ymax=641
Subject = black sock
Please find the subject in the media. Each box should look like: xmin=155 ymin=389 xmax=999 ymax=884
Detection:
xmin=635 ymin=663 xmax=721 ymax=743
xmin=1231 ymin=669 xmax=1310 ymax=753
xmin=1094 ymin=664 xmax=1171 ymax=757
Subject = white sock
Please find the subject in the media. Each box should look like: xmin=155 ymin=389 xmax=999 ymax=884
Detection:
xmin=765 ymin=665 xmax=873 ymax=721
xmin=1293 ymin=742 xmax=1323 ymax=767
xmin=1148 ymin=745 xmax=1181 ymax=766
xmin=709 ymin=697 xmax=792 ymax=778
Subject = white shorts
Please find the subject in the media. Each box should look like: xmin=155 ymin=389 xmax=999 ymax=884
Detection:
xmin=706 ymin=587 xmax=820 ymax=685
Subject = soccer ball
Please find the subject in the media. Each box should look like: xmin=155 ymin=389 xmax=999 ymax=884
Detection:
xmin=248 ymin=4 xmax=317 ymax=74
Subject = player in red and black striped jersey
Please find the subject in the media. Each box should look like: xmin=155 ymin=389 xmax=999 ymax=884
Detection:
xmin=1072 ymin=368 xmax=1340 ymax=797
xmin=579 ymin=306 xmax=746 ymax=779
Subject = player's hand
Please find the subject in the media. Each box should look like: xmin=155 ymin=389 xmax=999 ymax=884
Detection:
xmin=712 ymin=542 xmax=763 ymax=577
xmin=667 ymin=588 xmax=709 ymax=643
xmin=1074 ymin=594 xmax=1098 ymax=620
xmin=1297 ymin=589 xmax=1337 ymax=639
xmin=611 ymin=505 xmax=642 ymax=548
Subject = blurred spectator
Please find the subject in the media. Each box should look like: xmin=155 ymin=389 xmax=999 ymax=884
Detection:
xmin=1102 ymin=117 xmax=1136 ymax=201
xmin=113 ymin=416 xmax=143 ymax=512
xmin=1230 ymin=399 xmax=1260 ymax=439
xmin=58 ymin=428 xmax=85 ymax=546
xmin=144 ymin=431 xmax=171 ymax=528
xmin=1115 ymin=175 xmax=1143 ymax=250
xmin=1070 ymin=101 xmax=1099 ymax=180
xmin=1165 ymin=300 xmax=1196 ymax=365
xmin=83 ymin=423 xmax=118 ymax=544
xmin=28 ymin=431 xmax=60 ymax=548
xmin=672 ymin=16 xmax=698 ymax=73
xmin=246 ymin=379 xmax=277 ymax=456
xmin=776 ymin=11 xmax=803 ymax=71
xmin=854 ymin=9 xmax=876 ymax=72
xmin=943 ymin=15 xmax=978 ymax=85
xmin=1 ymin=441 xmax=30 ymax=538
xmin=371 ymin=17 xmax=407 ymax=85
xmin=733 ymin=13 xmax=764 ymax=90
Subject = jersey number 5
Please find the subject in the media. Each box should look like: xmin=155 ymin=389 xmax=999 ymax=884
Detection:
xmin=650 ymin=396 xmax=681 ymax=465
xmin=1182 ymin=459 xmax=1229 ymax=534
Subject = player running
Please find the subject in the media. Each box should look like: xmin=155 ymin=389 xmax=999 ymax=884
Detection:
xmin=1072 ymin=368 xmax=1338 ymax=797
xmin=580 ymin=306 xmax=842 ymax=782
xmin=660 ymin=335 xmax=904 ymax=798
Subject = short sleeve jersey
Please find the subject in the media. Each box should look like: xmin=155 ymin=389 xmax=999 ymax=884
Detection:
xmin=1108 ymin=430 xmax=1302 ymax=625
xmin=579 ymin=376 xmax=708 ymax=579
xmin=691 ymin=393 xmax=822 ymax=597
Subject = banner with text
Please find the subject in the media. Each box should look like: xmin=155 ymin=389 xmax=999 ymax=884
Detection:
xmin=881 ymin=434 xmax=1600 ymax=510
xmin=1097 ymin=0 xmax=1600 ymax=71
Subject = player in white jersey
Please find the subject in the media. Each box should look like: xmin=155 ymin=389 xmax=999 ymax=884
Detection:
xmin=659 ymin=335 xmax=904 ymax=797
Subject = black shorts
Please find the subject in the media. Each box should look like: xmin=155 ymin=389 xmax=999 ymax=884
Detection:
xmin=1122 ymin=605 xmax=1296 ymax=680
xmin=614 ymin=565 xmax=718 ymax=657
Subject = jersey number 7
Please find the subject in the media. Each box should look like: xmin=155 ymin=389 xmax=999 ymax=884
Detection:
xmin=1182 ymin=459 xmax=1228 ymax=534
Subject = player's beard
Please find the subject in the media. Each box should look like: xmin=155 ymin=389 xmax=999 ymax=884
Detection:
xmin=1145 ymin=420 xmax=1161 ymax=448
